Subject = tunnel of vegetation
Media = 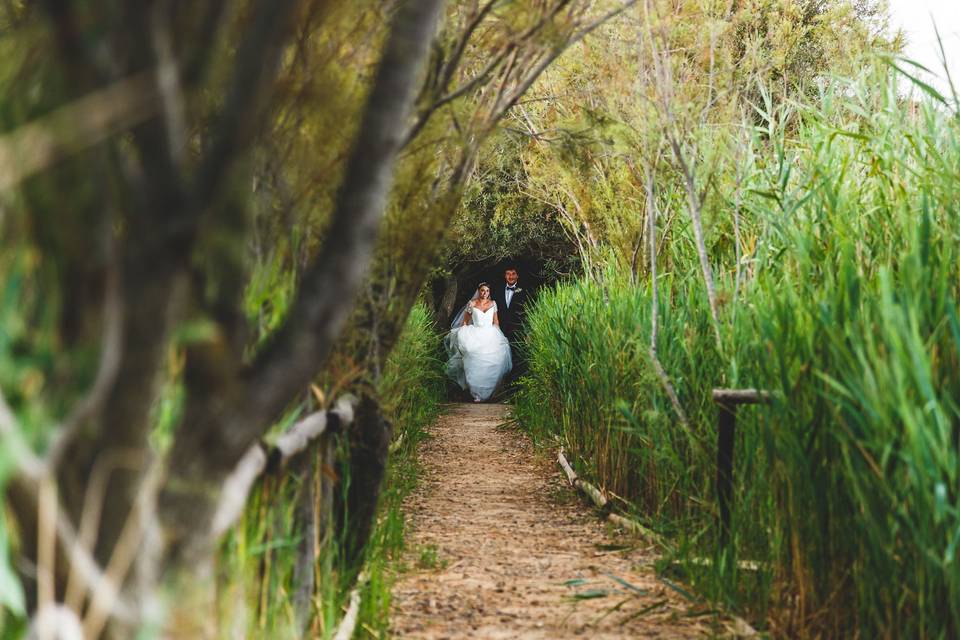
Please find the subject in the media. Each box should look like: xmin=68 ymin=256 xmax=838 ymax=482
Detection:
xmin=429 ymin=138 xmax=579 ymax=327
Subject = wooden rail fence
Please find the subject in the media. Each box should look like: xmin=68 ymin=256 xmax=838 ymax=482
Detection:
xmin=557 ymin=387 xmax=774 ymax=550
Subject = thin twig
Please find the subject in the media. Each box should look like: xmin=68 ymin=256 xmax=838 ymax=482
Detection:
xmin=643 ymin=161 xmax=691 ymax=431
xmin=37 ymin=479 xmax=57 ymax=619
xmin=149 ymin=1 xmax=188 ymax=164
xmin=669 ymin=136 xmax=721 ymax=347
xmin=641 ymin=0 xmax=721 ymax=348
xmin=192 ymin=0 xmax=302 ymax=207
xmin=7 ymin=473 xmax=139 ymax=627
xmin=82 ymin=461 xmax=164 ymax=639
xmin=494 ymin=1 xmax=639 ymax=120
xmin=65 ymin=450 xmax=146 ymax=614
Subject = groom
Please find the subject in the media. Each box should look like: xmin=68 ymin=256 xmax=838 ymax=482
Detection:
xmin=491 ymin=265 xmax=527 ymax=361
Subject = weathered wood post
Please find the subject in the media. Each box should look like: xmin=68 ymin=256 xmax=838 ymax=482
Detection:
xmin=711 ymin=389 xmax=771 ymax=546
xmin=279 ymin=404 xmax=346 ymax=634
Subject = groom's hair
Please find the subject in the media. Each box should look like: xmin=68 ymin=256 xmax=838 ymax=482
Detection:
xmin=504 ymin=264 xmax=518 ymax=273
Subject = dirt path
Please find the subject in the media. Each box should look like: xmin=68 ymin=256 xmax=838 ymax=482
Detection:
xmin=390 ymin=403 xmax=723 ymax=638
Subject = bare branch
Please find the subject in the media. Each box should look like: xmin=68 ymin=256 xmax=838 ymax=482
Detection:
xmin=644 ymin=164 xmax=659 ymax=353
xmin=64 ymin=450 xmax=145 ymax=614
xmin=3 ymin=388 xmax=150 ymax=630
xmin=641 ymin=0 xmax=721 ymax=347
xmin=276 ymin=395 xmax=357 ymax=460
xmin=37 ymin=479 xmax=57 ymax=617
xmin=0 ymin=72 xmax=159 ymax=192
xmin=82 ymin=463 xmax=164 ymax=639
xmin=149 ymin=1 xmax=188 ymax=164
xmin=210 ymin=447 xmax=266 ymax=540
xmin=437 ymin=0 xmax=500 ymax=94
xmin=669 ymin=135 xmax=722 ymax=347
xmin=402 ymin=44 xmax=515 ymax=148
xmin=191 ymin=0 xmax=302 ymax=207
xmin=401 ymin=0 xmax=600 ymax=148
xmin=181 ymin=0 xmax=230 ymax=85
xmin=5 ymin=474 xmax=139 ymax=627
xmin=493 ymin=0 xmax=639 ymax=120
xmin=642 ymin=162 xmax=691 ymax=431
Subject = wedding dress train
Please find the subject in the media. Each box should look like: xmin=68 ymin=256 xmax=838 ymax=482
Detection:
xmin=446 ymin=303 xmax=512 ymax=401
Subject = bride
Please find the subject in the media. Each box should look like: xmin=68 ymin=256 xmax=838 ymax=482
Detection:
xmin=446 ymin=282 xmax=513 ymax=402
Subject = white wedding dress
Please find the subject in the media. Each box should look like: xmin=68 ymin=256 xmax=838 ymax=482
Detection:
xmin=446 ymin=302 xmax=513 ymax=401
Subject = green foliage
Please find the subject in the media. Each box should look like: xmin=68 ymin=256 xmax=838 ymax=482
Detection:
xmin=356 ymin=302 xmax=445 ymax=636
xmin=214 ymin=303 xmax=443 ymax=638
xmin=243 ymin=243 xmax=300 ymax=344
xmin=415 ymin=544 xmax=445 ymax=570
xmin=0 ymin=245 xmax=56 ymax=444
xmin=377 ymin=303 xmax=446 ymax=433
xmin=442 ymin=133 xmax=577 ymax=274
xmin=515 ymin=67 xmax=960 ymax=636
xmin=515 ymin=271 xmax=721 ymax=522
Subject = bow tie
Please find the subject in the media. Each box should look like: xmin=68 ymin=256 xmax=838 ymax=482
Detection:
xmin=507 ymin=285 xmax=516 ymax=289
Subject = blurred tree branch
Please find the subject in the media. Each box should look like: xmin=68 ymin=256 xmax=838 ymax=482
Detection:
xmin=158 ymin=0 xmax=445 ymax=564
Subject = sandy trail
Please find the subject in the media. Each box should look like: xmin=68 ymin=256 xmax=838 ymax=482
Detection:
xmin=389 ymin=403 xmax=722 ymax=638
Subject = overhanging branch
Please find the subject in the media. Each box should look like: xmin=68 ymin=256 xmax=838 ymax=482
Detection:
xmin=239 ymin=0 xmax=445 ymax=437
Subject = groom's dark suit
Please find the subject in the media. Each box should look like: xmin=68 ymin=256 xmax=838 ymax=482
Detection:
xmin=492 ymin=282 xmax=527 ymax=346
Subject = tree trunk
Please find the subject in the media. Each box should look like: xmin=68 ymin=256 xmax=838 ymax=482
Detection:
xmin=336 ymin=394 xmax=392 ymax=569
xmin=157 ymin=0 xmax=446 ymax=570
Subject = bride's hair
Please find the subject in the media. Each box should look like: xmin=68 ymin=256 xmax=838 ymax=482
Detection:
xmin=477 ymin=281 xmax=490 ymax=289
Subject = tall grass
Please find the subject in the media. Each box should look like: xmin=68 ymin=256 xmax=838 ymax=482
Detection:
xmin=214 ymin=302 xmax=444 ymax=637
xmin=514 ymin=69 xmax=960 ymax=637
xmin=357 ymin=302 xmax=445 ymax=635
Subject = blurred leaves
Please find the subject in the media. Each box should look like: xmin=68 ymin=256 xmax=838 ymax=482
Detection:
xmin=0 ymin=509 xmax=24 ymax=618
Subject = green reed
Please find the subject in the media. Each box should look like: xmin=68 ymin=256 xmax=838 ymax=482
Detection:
xmin=215 ymin=302 xmax=444 ymax=638
xmin=515 ymin=67 xmax=960 ymax=637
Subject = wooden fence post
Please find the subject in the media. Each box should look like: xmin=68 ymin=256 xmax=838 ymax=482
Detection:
xmin=292 ymin=453 xmax=317 ymax=634
xmin=715 ymin=401 xmax=736 ymax=544
xmin=711 ymin=389 xmax=771 ymax=547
